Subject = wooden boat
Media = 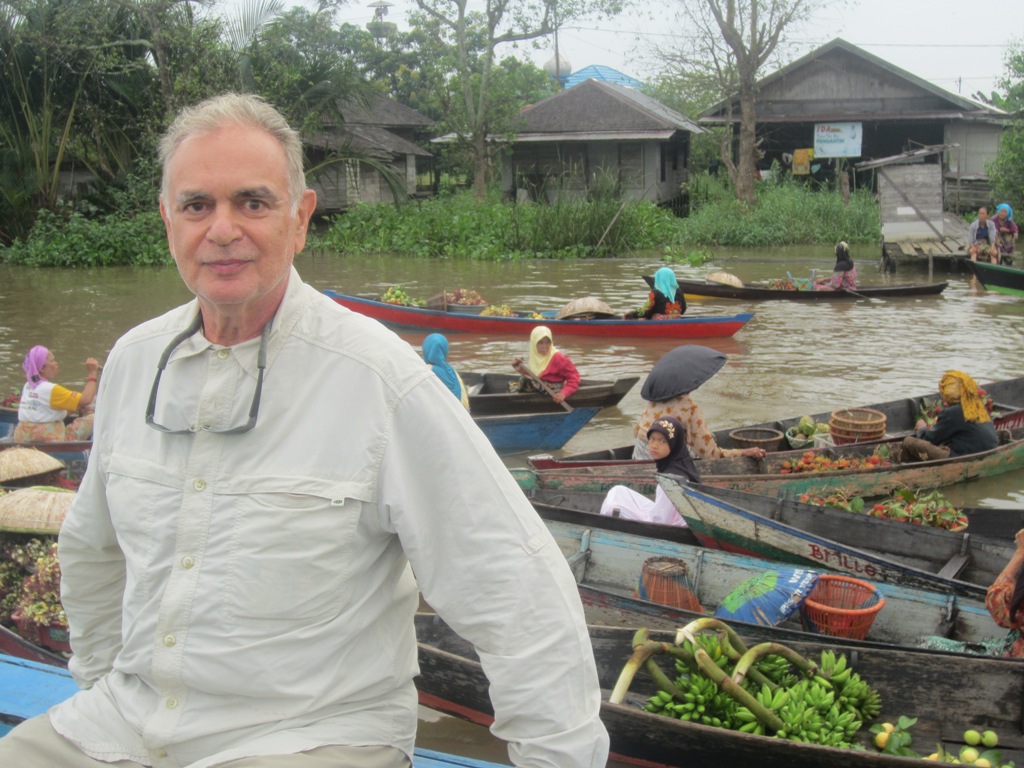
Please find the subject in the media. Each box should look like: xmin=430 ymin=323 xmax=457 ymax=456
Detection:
xmin=414 ymin=613 xmax=1024 ymax=768
xmin=0 ymin=652 xmax=512 ymax=766
xmin=527 ymin=375 xmax=1024 ymax=471
xmin=964 ymin=259 xmax=1024 ymax=296
xmin=544 ymin=515 xmax=1007 ymax=647
xmin=474 ymin=407 xmax=600 ymax=454
xmin=516 ymin=425 xmax=1024 ymax=499
xmin=660 ymin=478 xmax=1013 ymax=600
xmin=462 ymin=372 xmax=638 ymax=416
xmin=324 ymin=290 xmax=754 ymax=339
xmin=676 ymin=277 xmax=948 ymax=301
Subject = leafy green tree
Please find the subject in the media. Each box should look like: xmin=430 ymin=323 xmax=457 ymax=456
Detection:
xmin=410 ymin=0 xmax=623 ymax=197
xmin=987 ymin=39 xmax=1024 ymax=215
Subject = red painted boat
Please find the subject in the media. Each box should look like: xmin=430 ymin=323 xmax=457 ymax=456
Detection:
xmin=324 ymin=291 xmax=754 ymax=339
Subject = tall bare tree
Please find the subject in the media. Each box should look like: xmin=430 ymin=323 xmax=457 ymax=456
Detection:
xmin=660 ymin=0 xmax=822 ymax=205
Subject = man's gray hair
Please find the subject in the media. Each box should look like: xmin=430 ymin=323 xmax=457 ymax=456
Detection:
xmin=159 ymin=93 xmax=307 ymax=212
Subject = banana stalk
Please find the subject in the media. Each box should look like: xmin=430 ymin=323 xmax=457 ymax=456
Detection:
xmin=675 ymin=619 xmax=778 ymax=690
xmin=732 ymin=643 xmax=832 ymax=690
xmin=691 ymin=646 xmax=785 ymax=733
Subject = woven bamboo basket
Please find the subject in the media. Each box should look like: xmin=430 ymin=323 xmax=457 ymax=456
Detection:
xmin=829 ymin=408 xmax=887 ymax=445
xmin=635 ymin=557 xmax=703 ymax=613
xmin=728 ymin=427 xmax=784 ymax=452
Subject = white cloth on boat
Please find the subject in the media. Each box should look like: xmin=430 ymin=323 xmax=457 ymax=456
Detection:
xmin=51 ymin=268 xmax=609 ymax=768
xmin=599 ymin=484 xmax=688 ymax=527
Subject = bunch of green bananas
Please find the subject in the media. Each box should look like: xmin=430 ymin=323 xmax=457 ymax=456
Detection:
xmin=645 ymin=668 xmax=739 ymax=729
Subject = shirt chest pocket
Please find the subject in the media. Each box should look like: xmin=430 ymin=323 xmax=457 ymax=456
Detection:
xmin=213 ymin=476 xmax=372 ymax=622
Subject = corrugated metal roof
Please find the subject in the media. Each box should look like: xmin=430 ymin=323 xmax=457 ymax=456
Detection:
xmin=564 ymin=65 xmax=642 ymax=90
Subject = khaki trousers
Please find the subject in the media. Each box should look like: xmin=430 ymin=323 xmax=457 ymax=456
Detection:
xmin=0 ymin=715 xmax=411 ymax=768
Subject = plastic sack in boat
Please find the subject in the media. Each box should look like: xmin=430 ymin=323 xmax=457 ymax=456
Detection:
xmin=713 ymin=568 xmax=820 ymax=626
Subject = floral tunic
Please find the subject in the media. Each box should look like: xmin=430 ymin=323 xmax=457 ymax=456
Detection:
xmin=635 ymin=394 xmax=745 ymax=459
xmin=985 ymin=571 xmax=1024 ymax=657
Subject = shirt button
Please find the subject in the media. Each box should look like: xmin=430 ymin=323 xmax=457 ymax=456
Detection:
xmin=193 ymin=479 xmax=206 ymax=491
xmin=217 ymin=350 xmax=229 ymax=360
xmin=181 ymin=555 xmax=195 ymax=569
xmin=166 ymin=697 xmax=179 ymax=710
xmin=154 ymin=748 xmax=168 ymax=758
xmin=163 ymin=634 xmax=176 ymax=647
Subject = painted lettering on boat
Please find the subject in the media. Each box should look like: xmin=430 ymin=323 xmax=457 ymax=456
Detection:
xmin=806 ymin=544 xmax=879 ymax=578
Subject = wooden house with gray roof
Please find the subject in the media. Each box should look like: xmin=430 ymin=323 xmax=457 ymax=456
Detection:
xmin=500 ymin=79 xmax=702 ymax=211
xmin=699 ymin=38 xmax=1007 ymax=267
xmin=306 ymin=94 xmax=434 ymax=211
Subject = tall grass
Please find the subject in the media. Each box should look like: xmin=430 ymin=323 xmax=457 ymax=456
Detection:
xmin=677 ymin=174 xmax=881 ymax=247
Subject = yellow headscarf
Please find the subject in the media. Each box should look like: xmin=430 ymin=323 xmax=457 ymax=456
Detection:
xmin=939 ymin=370 xmax=990 ymax=423
xmin=528 ymin=326 xmax=557 ymax=375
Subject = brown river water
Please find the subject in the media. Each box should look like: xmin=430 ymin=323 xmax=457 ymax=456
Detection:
xmin=2 ymin=246 xmax=1024 ymax=763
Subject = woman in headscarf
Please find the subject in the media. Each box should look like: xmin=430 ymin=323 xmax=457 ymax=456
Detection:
xmin=993 ymin=203 xmax=1018 ymax=265
xmin=13 ymin=346 xmax=101 ymax=443
xmin=600 ymin=416 xmax=698 ymax=526
xmin=902 ymin=370 xmax=998 ymax=462
xmin=632 ymin=345 xmax=766 ymax=461
xmin=421 ymin=333 xmax=469 ymax=410
xmin=635 ymin=267 xmax=687 ymax=319
xmin=511 ymin=326 xmax=580 ymax=404
xmin=815 ymin=242 xmax=857 ymax=291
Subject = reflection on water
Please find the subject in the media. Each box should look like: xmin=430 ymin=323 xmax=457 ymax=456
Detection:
xmin=3 ymin=249 xmax=1024 ymax=761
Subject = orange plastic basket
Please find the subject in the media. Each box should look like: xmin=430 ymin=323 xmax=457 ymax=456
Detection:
xmin=798 ymin=574 xmax=885 ymax=640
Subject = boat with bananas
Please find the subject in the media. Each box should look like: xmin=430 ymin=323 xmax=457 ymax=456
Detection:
xmin=659 ymin=478 xmax=1014 ymax=600
xmin=415 ymin=612 xmax=1024 ymax=768
xmin=515 ymin=426 xmax=1024 ymax=499
xmin=324 ymin=290 xmax=754 ymax=340
xmin=526 ymin=375 xmax=1024 ymax=471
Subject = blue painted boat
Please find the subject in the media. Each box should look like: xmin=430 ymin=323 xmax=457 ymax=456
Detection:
xmin=473 ymin=407 xmax=600 ymax=454
xmin=0 ymin=654 xmax=510 ymax=766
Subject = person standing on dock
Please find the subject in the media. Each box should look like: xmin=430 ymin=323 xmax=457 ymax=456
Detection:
xmin=993 ymin=203 xmax=1018 ymax=265
xmin=967 ymin=207 xmax=999 ymax=264
xmin=0 ymin=93 xmax=609 ymax=768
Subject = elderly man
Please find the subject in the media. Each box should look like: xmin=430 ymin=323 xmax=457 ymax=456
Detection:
xmin=967 ymin=207 xmax=999 ymax=264
xmin=0 ymin=93 xmax=609 ymax=767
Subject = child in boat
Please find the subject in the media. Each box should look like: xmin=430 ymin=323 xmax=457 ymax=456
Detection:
xmin=600 ymin=416 xmax=698 ymax=526
xmin=814 ymin=242 xmax=857 ymax=291
xmin=901 ymin=370 xmax=998 ymax=461
xmin=511 ymin=326 xmax=580 ymax=404
xmin=421 ymin=333 xmax=470 ymax=410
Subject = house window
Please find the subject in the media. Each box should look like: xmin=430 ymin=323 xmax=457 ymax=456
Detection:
xmin=660 ymin=143 xmax=667 ymax=182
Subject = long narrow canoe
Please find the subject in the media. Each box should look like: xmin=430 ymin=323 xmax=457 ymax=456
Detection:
xmin=516 ymin=426 xmax=1024 ymax=499
xmin=463 ymin=372 xmax=638 ymax=416
xmin=964 ymin=259 xmax=1024 ymax=296
xmin=415 ymin=613 xmax=1024 ymax=768
xmin=528 ymin=375 xmax=1024 ymax=471
xmin=544 ymin=514 xmax=1010 ymax=651
xmin=325 ymin=290 xmax=754 ymax=339
xmin=0 ymin=653 xmax=512 ymax=766
xmin=660 ymin=478 xmax=1013 ymax=600
xmin=676 ymin=277 xmax=948 ymax=301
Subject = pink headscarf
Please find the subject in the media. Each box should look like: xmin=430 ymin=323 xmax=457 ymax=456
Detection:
xmin=22 ymin=345 xmax=50 ymax=390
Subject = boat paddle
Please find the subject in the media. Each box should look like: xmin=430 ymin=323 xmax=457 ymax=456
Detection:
xmin=512 ymin=359 xmax=573 ymax=412
xmin=840 ymin=288 xmax=882 ymax=303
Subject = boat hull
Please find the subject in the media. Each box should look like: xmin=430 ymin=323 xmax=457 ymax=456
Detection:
xmin=463 ymin=372 xmax=638 ymax=416
xmin=473 ymin=407 xmax=600 ymax=454
xmin=676 ymin=278 xmax=948 ymax=301
xmin=325 ymin=290 xmax=754 ymax=339
xmin=964 ymin=259 xmax=1024 ymax=296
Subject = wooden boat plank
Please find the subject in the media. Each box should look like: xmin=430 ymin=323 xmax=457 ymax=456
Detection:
xmin=461 ymin=372 xmax=638 ymax=416
xmin=324 ymin=290 xmax=754 ymax=339
xmin=545 ymin=516 xmax=1004 ymax=645
xmin=675 ymin=278 xmax=948 ymax=302
xmin=660 ymin=478 xmax=1012 ymax=599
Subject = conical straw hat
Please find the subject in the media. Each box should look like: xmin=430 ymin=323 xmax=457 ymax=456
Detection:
xmin=0 ymin=485 xmax=76 ymax=534
xmin=0 ymin=447 xmax=65 ymax=483
xmin=555 ymin=296 xmax=617 ymax=319
xmin=706 ymin=270 xmax=744 ymax=288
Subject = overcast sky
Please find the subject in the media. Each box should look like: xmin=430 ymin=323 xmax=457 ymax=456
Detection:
xmin=222 ymin=1 xmax=1023 ymax=100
